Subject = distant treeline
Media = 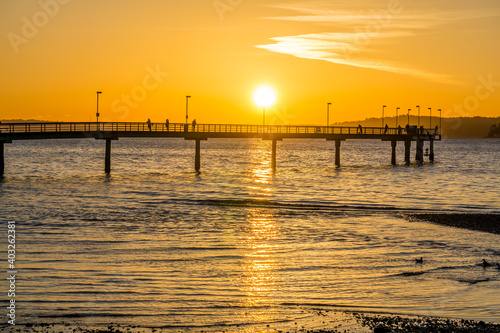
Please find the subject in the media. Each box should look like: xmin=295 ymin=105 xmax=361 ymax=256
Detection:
xmin=333 ymin=116 xmax=500 ymax=138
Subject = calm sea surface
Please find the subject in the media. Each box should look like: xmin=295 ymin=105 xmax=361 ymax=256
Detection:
xmin=1 ymin=138 xmax=499 ymax=329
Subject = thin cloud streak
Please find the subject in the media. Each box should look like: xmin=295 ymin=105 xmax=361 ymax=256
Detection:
xmin=257 ymin=4 xmax=498 ymax=83
xmin=257 ymin=34 xmax=455 ymax=83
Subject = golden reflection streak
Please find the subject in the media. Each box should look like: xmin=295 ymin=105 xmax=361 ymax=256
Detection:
xmin=241 ymin=209 xmax=280 ymax=324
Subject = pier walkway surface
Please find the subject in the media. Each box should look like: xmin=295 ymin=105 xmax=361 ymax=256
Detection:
xmin=0 ymin=122 xmax=441 ymax=174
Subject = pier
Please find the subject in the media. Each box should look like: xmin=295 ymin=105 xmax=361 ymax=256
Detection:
xmin=0 ymin=122 xmax=440 ymax=175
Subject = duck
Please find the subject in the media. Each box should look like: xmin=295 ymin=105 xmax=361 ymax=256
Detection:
xmin=482 ymin=259 xmax=493 ymax=267
xmin=415 ymin=257 xmax=423 ymax=264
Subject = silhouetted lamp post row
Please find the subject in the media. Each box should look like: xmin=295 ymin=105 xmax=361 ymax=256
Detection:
xmin=382 ymin=105 xmax=441 ymax=131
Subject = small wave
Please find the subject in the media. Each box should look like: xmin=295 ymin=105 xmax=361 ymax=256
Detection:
xmin=456 ymin=278 xmax=490 ymax=285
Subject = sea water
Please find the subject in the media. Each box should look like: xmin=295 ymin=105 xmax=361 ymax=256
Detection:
xmin=0 ymin=138 xmax=499 ymax=328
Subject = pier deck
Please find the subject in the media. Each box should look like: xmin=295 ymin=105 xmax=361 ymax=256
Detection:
xmin=0 ymin=122 xmax=441 ymax=174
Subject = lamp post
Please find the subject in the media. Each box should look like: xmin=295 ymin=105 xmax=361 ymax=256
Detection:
xmin=429 ymin=107 xmax=432 ymax=129
xmin=382 ymin=105 xmax=386 ymax=127
xmin=396 ymin=107 xmax=400 ymax=127
xmin=416 ymin=105 xmax=420 ymax=127
xmin=327 ymin=102 xmax=331 ymax=126
xmin=185 ymin=96 xmax=191 ymax=124
xmin=438 ymin=109 xmax=442 ymax=133
xmin=96 ymin=91 xmax=102 ymax=123
xmin=407 ymin=109 xmax=411 ymax=126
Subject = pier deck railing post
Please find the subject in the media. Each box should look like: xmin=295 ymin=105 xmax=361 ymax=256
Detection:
xmin=404 ymin=140 xmax=411 ymax=166
xmin=391 ymin=140 xmax=397 ymax=165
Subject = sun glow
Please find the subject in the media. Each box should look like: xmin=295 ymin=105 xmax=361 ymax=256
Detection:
xmin=253 ymin=86 xmax=276 ymax=108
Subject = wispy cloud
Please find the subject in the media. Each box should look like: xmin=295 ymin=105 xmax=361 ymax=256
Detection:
xmin=256 ymin=3 xmax=498 ymax=83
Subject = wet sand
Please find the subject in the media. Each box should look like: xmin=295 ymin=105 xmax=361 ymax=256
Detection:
xmin=405 ymin=213 xmax=500 ymax=235
xmin=3 ymin=309 xmax=500 ymax=333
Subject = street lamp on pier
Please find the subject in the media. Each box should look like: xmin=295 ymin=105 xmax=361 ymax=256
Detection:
xmin=185 ymin=96 xmax=191 ymax=124
xmin=382 ymin=105 xmax=386 ymax=127
xmin=327 ymin=102 xmax=331 ymax=126
xmin=96 ymin=91 xmax=102 ymax=123
xmin=438 ymin=109 xmax=442 ymax=133
xmin=429 ymin=107 xmax=432 ymax=129
xmin=407 ymin=109 xmax=411 ymax=126
xmin=396 ymin=107 xmax=400 ymax=127
xmin=416 ymin=105 xmax=420 ymax=127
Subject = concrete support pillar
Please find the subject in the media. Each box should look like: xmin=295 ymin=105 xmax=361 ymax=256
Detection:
xmin=335 ymin=139 xmax=341 ymax=167
xmin=404 ymin=140 xmax=411 ymax=166
xmin=0 ymin=142 xmax=4 ymax=177
xmin=195 ymin=139 xmax=201 ymax=172
xmin=429 ymin=139 xmax=435 ymax=162
xmin=416 ymin=140 xmax=424 ymax=164
xmin=105 ymin=139 xmax=112 ymax=174
xmin=391 ymin=140 xmax=397 ymax=165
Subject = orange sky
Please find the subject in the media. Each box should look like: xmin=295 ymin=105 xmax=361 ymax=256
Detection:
xmin=1 ymin=0 xmax=499 ymax=125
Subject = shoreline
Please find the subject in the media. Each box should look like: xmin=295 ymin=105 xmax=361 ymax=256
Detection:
xmin=2 ymin=309 xmax=500 ymax=333
xmin=404 ymin=213 xmax=500 ymax=235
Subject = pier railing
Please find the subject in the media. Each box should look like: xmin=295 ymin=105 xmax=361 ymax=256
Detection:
xmin=0 ymin=122 xmax=437 ymax=136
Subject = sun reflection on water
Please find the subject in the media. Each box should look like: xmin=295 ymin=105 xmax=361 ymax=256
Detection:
xmin=241 ymin=209 xmax=280 ymax=323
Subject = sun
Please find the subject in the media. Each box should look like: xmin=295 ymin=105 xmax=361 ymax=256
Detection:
xmin=253 ymin=85 xmax=276 ymax=108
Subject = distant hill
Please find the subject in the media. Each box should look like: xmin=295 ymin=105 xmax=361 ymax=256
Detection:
xmin=333 ymin=116 xmax=500 ymax=138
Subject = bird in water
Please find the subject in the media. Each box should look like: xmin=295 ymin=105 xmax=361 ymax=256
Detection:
xmin=415 ymin=257 xmax=423 ymax=264
xmin=482 ymin=259 xmax=493 ymax=267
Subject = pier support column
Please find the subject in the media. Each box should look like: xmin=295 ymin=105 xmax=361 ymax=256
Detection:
xmin=391 ymin=141 xmax=397 ymax=165
xmin=271 ymin=139 xmax=277 ymax=170
xmin=105 ymin=139 xmax=112 ymax=174
xmin=429 ymin=139 xmax=435 ymax=162
xmin=335 ymin=140 xmax=341 ymax=167
xmin=416 ymin=139 xmax=424 ymax=165
xmin=0 ymin=142 xmax=4 ymax=177
xmin=195 ymin=139 xmax=201 ymax=172
xmin=404 ymin=140 xmax=411 ymax=166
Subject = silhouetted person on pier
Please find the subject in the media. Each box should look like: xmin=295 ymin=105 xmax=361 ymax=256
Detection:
xmin=358 ymin=124 xmax=362 ymax=134
xmin=405 ymin=124 xmax=409 ymax=133
xmin=384 ymin=124 xmax=389 ymax=134
xmin=192 ymin=119 xmax=197 ymax=131
xmin=398 ymin=125 xmax=402 ymax=134
xmin=147 ymin=118 xmax=152 ymax=131
xmin=419 ymin=126 xmax=424 ymax=135
xmin=435 ymin=125 xmax=438 ymax=134
xmin=166 ymin=119 xmax=169 ymax=131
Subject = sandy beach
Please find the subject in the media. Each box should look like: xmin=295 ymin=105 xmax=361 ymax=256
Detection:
xmin=2 ymin=309 xmax=500 ymax=333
